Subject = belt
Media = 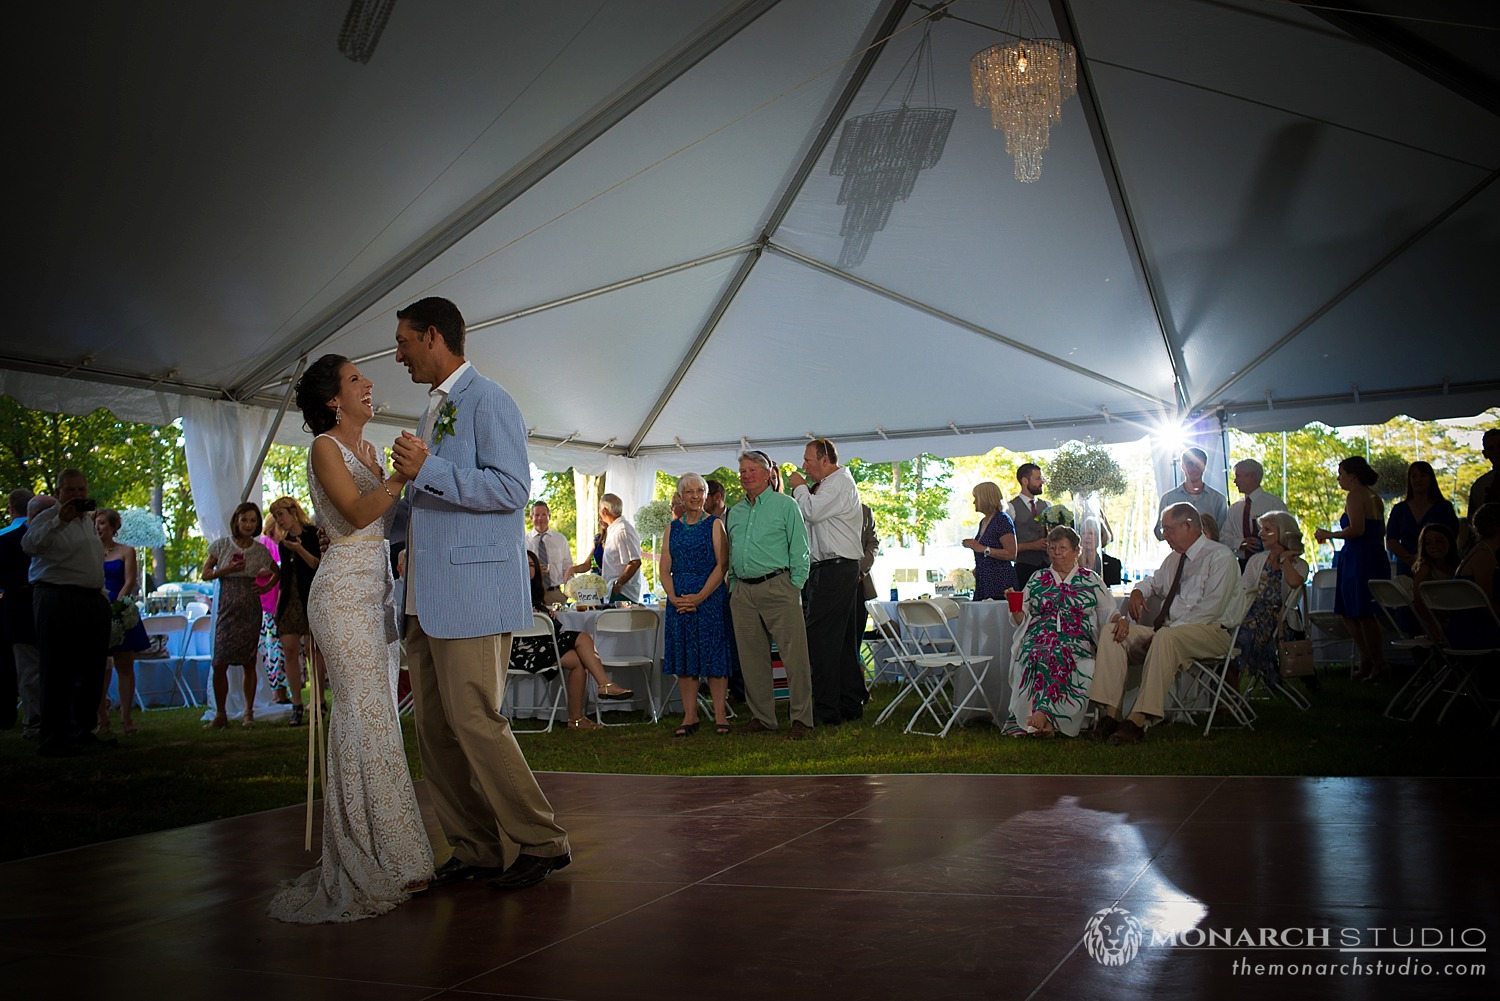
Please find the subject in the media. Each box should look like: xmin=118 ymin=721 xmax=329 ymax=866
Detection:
xmin=34 ymin=581 xmax=104 ymax=594
xmin=811 ymin=557 xmax=857 ymax=568
xmin=739 ymin=567 xmax=788 ymax=586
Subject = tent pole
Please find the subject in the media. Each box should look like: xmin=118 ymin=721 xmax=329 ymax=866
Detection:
xmin=241 ymin=357 xmax=307 ymax=503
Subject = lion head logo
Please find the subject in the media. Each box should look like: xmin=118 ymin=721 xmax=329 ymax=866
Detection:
xmin=1083 ymin=907 xmax=1145 ymax=966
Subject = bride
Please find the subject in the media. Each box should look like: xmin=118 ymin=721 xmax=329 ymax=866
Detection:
xmin=268 ymin=353 xmax=433 ymax=923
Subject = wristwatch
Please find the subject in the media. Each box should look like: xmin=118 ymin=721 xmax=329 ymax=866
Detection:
xmin=983 ymin=547 xmax=991 ymax=558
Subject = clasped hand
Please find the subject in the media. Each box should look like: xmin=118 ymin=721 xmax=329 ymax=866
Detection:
xmin=391 ymin=430 xmax=429 ymax=479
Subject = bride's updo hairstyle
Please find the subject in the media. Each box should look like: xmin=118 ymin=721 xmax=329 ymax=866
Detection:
xmin=296 ymin=353 xmax=350 ymax=435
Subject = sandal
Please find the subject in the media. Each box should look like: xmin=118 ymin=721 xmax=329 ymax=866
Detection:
xmin=598 ymin=682 xmax=634 ymax=701
xmin=288 ymin=704 xmax=304 ymax=727
xmin=714 ymin=722 xmax=732 ymax=736
xmin=673 ymin=721 xmax=700 ymax=738
xmin=203 ymin=716 xmax=229 ymax=730
xmin=242 ymin=709 xmax=255 ymax=728
xmin=568 ymin=717 xmax=602 ymax=731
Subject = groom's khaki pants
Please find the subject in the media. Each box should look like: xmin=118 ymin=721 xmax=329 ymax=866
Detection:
xmin=405 ymin=617 xmax=569 ymax=867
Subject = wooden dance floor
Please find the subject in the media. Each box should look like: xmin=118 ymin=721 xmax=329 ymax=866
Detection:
xmin=3 ymin=772 xmax=1495 ymax=1000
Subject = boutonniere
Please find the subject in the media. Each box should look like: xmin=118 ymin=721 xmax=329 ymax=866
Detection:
xmin=432 ymin=400 xmax=458 ymax=445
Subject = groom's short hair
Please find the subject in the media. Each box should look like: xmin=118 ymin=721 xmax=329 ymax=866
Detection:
xmin=397 ymin=297 xmax=466 ymax=356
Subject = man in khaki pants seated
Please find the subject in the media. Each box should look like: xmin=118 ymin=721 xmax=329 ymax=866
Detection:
xmin=1090 ymin=502 xmax=1243 ymax=745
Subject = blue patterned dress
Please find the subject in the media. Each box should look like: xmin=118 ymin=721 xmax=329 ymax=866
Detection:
xmin=972 ymin=512 xmax=1019 ymax=600
xmin=662 ymin=514 xmax=730 ymax=678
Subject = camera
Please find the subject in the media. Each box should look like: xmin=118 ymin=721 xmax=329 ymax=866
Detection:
xmin=76 ymin=498 xmax=98 ymax=512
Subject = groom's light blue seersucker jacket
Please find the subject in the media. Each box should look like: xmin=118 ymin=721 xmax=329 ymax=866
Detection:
xmin=401 ymin=366 xmax=532 ymax=639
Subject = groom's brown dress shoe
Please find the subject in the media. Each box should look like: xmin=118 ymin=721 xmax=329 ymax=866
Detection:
xmin=430 ymin=855 xmax=506 ymax=888
xmin=486 ymin=852 xmax=571 ymax=890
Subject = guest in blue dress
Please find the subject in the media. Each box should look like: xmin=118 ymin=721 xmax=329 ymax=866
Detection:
xmin=1315 ymin=456 xmax=1392 ymax=682
xmin=1385 ymin=461 xmax=1460 ymax=577
xmin=95 ymin=508 xmax=149 ymax=735
xmin=962 ymin=481 xmax=1018 ymax=599
xmin=661 ymin=473 xmax=732 ymax=736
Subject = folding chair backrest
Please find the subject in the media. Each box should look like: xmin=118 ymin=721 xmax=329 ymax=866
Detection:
xmin=1368 ymin=578 xmax=1421 ymax=638
xmin=1281 ymin=584 xmax=1306 ymax=631
xmin=185 ymin=615 xmax=215 ymax=656
xmin=867 ymin=600 xmax=915 ymax=657
xmin=896 ymin=599 xmax=963 ymax=659
xmin=1418 ymin=578 xmax=1494 ymax=615
xmin=594 ymin=608 xmax=660 ymax=635
xmin=513 ymin=611 xmax=557 ymax=639
xmin=142 ymin=613 xmax=189 ymax=655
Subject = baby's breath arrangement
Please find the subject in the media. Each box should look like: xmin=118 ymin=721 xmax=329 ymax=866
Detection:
xmin=633 ymin=499 xmax=674 ymax=541
xmin=1045 ymin=439 xmax=1128 ymax=497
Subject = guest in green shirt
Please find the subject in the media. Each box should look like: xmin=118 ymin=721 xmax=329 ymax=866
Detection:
xmin=725 ymin=450 xmax=814 ymax=738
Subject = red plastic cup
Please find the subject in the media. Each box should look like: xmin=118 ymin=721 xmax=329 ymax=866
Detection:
xmin=1006 ymin=590 xmax=1023 ymax=613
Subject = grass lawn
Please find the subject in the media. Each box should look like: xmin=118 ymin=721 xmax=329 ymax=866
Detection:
xmin=3 ymin=669 xmax=1496 ymax=863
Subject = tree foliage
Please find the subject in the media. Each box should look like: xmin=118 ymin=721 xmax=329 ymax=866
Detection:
xmin=1229 ymin=413 xmax=1489 ymax=565
xmin=847 ymin=454 xmax=953 ymax=548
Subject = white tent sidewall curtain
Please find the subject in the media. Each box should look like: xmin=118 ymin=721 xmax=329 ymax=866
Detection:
xmin=182 ymin=398 xmax=272 ymax=543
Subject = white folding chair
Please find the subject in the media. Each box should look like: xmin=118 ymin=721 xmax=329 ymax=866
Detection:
xmin=892 ymin=599 xmax=993 ymax=737
xmin=1306 ymin=567 xmax=1352 ymax=673
xmin=591 ymin=607 xmax=661 ymax=725
xmin=1416 ymin=579 xmax=1500 ymax=727
xmin=180 ymin=614 xmax=215 ymax=705
xmin=865 ymin=600 xmax=920 ymax=689
xmin=501 ymin=612 xmax=566 ymax=733
xmin=139 ymin=613 xmax=193 ymax=707
xmin=1167 ymin=623 xmax=1257 ymax=735
xmin=1368 ymin=578 xmax=1446 ymax=721
xmin=869 ymin=600 xmax=931 ymax=726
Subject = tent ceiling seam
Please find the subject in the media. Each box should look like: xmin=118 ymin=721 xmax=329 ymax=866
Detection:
xmin=767 ymin=242 xmax=1173 ymax=410
xmin=1198 ymin=168 xmax=1499 ymax=406
xmin=226 ymin=0 xmax=785 ymax=400
xmin=1054 ymin=0 xmax=1188 ymax=412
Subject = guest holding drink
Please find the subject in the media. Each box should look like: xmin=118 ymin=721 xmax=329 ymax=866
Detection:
xmin=267 ymin=496 xmax=322 ymax=727
xmin=200 ymin=503 xmax=279 ymax=728
xmin=961 ymin=481 xmax=1018 ymax=600
xmin=1314 ymin=456 xmax=1391 ymax=682
xmin=1005 ymin=526 xmax=1116 ymax=737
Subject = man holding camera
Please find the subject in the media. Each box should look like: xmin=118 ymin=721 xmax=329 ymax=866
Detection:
xmin=22 ymin=468 xmax=113 ymax=757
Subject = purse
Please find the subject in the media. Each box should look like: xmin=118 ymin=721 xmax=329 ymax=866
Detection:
xmin=1275 ymin=594 xmax=1315 ymax=677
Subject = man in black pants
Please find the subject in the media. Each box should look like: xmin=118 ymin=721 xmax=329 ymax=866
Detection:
xmin=788 ymin=438 xmax=865 ymax=726
xmin=22 ymin=469 xmax=112 ymax=757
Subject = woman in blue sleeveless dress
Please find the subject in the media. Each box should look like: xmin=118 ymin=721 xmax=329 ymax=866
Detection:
xmin=1315 ymin=456 xmax=1391 ymax=681
xmin=95 ymin=508 xmax=149 ymax=735
xmin=661 ymin=473 xmax=731 ymax=736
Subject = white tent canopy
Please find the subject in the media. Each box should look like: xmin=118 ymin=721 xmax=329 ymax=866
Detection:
xmin=4 ymin=0 xmax=1497 ymax=530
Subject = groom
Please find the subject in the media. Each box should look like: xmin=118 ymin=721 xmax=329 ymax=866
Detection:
xmin=390 ymin=296 xmax=571 ymax=891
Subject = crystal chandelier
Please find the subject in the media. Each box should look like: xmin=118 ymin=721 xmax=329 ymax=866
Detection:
xmin=829 ymin=23 xmax=955 ymax=269
xmin=338 ymin=0 xmax=398 ymax=64
xmin=969 ymin=2 xmax=1077 ymax=182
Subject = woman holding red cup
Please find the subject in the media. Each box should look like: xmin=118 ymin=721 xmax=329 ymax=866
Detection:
xmin=1004 ymin=525 xmax=1116 ymax=738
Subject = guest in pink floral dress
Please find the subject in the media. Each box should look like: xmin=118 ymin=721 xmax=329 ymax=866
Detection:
xmin=1005 ymin=526 xmax=1117 ymax=737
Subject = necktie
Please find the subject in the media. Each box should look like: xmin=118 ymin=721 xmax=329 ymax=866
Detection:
xmin=1152 ymin=553 xmax=1188 ymax=629
xmin=419 ymin=391 xmax=443 ymax=442
xmin=1242 ymin=496 xmax=1253 ymax=542
xmin=1029 ymin=497 xmax=1037 ymax=516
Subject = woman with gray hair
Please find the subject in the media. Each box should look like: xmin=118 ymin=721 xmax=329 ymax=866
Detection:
xmin=1005 ymin=525 xmax=1117 ymax=737
xmin=660 ymin=472 xmax=732 ymax=735
xmin=1235 ymin=511 xmax=1309 ymax=689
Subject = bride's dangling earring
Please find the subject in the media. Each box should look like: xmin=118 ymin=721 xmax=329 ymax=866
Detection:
xmin=334 ymin=404 xmax=342 ymax=426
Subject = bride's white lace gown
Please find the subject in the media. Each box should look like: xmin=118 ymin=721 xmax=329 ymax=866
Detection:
xmin=267 ymin=435 xmax=433 ymax=924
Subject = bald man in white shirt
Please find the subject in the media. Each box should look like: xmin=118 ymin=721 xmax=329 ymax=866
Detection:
xmin=1092 ymin=502 xmax=1243 ymax=745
